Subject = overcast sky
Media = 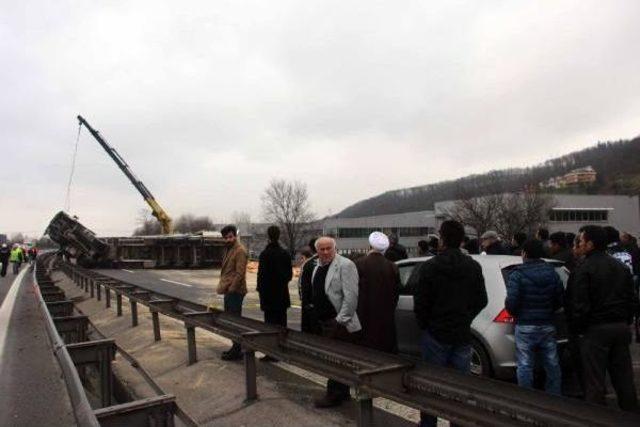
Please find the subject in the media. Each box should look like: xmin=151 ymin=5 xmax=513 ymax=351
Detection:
xmin=2 ymin=1 xmax=639 ymax=237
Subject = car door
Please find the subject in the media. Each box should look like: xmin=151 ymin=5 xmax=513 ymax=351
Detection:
xmin=395 ymin=261 xmax=424 ymax=356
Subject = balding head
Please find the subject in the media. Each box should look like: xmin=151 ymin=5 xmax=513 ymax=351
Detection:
xmin=315 ymin=236 xmax=337 ymax=265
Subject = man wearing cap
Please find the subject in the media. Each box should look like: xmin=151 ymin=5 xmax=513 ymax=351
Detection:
xmin=480 ymin=230 xmax=509 ymax=255
xmin=355 ymin=232 xmax=401 ymax=353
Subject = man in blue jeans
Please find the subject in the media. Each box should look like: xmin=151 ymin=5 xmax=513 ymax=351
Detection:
xmin=413 ymin=220 xmax=487 ymax=427
xmin=506 ymin=239 xmax=564 ymax=395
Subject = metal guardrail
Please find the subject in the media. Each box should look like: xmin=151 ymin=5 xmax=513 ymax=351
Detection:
xmin=34 ymin=254 xmax=177 ymax=426
xmin=57 ymin=258 xmax=640 ymax=427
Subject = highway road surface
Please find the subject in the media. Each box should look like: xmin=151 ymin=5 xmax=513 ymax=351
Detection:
xmin=0 ymin=263 xmax=75 ymax=425
xmin=96 ymin=268 xmax=303 ymax=330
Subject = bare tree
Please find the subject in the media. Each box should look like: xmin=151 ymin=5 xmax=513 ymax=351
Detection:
xmin=132 ymin=209 xmax=162 ymax=236
xmin=173 ymin=214 xmax=215 ymax=233
xmin=262 ymin=179 xmax=315 ymax=256
xmin=441 ymin=194 xmax=502 ymax=236
xmin=518 ymin=190 xmax=556 ymax=236
xmin=10 ymin=232 xmax=25 ymax=244
xmin=231 ymin=211 xmax=252 ymax=235
xmin=444 ymin=191 xmax=555 ymax=239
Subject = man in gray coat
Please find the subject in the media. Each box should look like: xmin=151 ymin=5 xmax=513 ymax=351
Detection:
xmin=311 ymin=236 xmax=361 ymax=408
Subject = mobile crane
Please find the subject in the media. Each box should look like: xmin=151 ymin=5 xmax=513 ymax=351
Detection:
xmin=77 ymin=115 xmax=174 ymax=234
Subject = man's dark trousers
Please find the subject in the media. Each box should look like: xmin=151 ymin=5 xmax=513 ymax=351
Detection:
xmin=224 ymin=292 xmax=245 ymax=355
xmin=264 ymin=309 xmax=287 ymax=328
xmin=0 ymin=262 xmax=7 ymax=277
xmin=420 ymin=329 xmax=470 ymax=427
xmin=320 ymin=320 xmax=357 ymax=399
xmin=580 ymin=323 xmax=638 ymax=411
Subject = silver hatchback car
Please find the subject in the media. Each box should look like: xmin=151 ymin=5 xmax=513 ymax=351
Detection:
xmin=395 ymin=255 xmax=569 ymax=380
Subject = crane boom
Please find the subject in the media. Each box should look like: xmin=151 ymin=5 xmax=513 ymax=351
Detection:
xmin=77 ymin=115 xmax=173 ymax=234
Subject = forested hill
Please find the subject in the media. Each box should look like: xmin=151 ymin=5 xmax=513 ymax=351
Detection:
xmin=335 ymin=137 xmax=640 ymax=218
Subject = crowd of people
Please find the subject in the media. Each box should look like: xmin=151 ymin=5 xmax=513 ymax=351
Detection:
xmin=213 ymin=222 xmax=640 ymax=424
xmin=0 ymin=243 xmax=38 ymax=277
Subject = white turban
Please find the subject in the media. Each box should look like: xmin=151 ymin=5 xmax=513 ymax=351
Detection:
xmin=369 ymin=231 xmax=390 ymax=252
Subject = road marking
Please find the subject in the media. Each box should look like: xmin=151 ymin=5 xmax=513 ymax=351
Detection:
xmin=122 ymin=269 xmax=135 ymax=273
xmin=0 ymin=268 xmax=29 ymax=364
xmin=161 ymin=278 xmax=192 ymax=287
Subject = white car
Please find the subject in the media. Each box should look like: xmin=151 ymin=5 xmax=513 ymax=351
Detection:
xmin=395 ymin=255 xmax=569 ymax=379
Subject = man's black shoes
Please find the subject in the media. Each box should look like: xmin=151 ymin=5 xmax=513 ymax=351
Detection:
xmin=314 ymin=393 xmax=349 ymax=408
xmin=220 ymin=350 xmax=242 ymax=361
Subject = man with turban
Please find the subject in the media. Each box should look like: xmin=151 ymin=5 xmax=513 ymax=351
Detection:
xmin=354 ymin=231 xmax=401 ymax=353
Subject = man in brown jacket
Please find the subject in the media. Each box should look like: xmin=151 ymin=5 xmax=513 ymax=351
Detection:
xmin=355 ymin=232 xmax=400 ymax=353
xmin=217 ymin=225 xmax=248 ymax=361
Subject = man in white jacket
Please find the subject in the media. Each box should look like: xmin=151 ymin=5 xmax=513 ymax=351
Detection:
xmin=311 ymin=236 xmax=361 ymax=408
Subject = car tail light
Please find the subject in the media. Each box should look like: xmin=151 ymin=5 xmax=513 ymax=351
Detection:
xmin=493 ymin=308 xmax=515 ymax=323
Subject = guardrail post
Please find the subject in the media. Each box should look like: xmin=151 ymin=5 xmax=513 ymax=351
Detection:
xmin=90 ymin=279 xmax=95 ymax=298
xmin=152 ymin=311 xmax=161 ymax=341
xmin=244 ymin=349 xmax=258 ymax=401
xmin=100 ymin=347 xmax=114 ymax=408
xmin=116 ymin=294 xmax=123 ymax=316
xmin=355 ymin=390 xmax=373 ymax=427
xmin=105 ymin=288 xmax=111 ymax=308
xmin=96 ymin=282 xmax=101 ymax=301
xmin=185 ymin=324 xmax=197 ymax=365
xmin=130 ymin=300 xmax=138 ymax=327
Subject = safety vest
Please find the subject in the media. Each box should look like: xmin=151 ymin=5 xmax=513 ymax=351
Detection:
xmin=9 ymin=248 xmax=23 ymax=263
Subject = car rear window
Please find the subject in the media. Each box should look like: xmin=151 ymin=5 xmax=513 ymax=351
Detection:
xmin=398 ymin=262 xmax=421 ymax=295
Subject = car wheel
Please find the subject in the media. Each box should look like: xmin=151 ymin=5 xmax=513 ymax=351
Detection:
xmin=470 ymin=339 xmax=492 ymax=377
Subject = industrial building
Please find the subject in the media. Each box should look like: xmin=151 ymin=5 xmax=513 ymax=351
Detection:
xmin=320 ymin=194 xmax=640 ymax=253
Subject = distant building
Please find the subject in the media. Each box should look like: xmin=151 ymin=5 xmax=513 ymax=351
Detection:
xmin=319 ymin=195 xmax=639 ymax=254
xmin=541 ymin=166 xmax=597 ymax=189
xmin=562 ymin=166 xmax=597 ymax=186
xmin=544 ymin=194 xmax=639 ymax=234
xmin=320 ymin=211 xmax=437 ymax=256
xmin=435 ymin=194 xmax=638 ymax=236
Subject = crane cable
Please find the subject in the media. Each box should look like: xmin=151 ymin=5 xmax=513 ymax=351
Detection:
xmin=64 ymin=123 xmax=83 ymax=212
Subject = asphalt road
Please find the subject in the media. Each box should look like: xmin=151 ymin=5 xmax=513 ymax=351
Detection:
xmin=0 ymin=262 xmax=27 ymax=306
xmin=96 ymin=268 xmax=303 ymax=331
xmin=0 ymin=263 xmax=75 ymax=425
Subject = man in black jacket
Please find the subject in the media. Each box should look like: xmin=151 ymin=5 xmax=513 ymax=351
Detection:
xmin=299 ymin=238 xmax=319 ymax=334
xmin=384 ymin=234 xmax=408 ymax=261
xmin=569 ymin=225 xmax=638 ymax=411
xmin=413 ymin=220 xmax=488 ymax=427
xmin=257 ymin=226 xmax=293 ymax=361
xmin=549 ymin=231 xmax=575 ymax=272
xmin=0 ymin=244 xmax=9 ymax=277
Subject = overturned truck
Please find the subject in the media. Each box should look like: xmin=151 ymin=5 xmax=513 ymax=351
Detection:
xmin=45 ymin=211 xmax=109 ymax=266
xmin=46 ymin=211 xmax=227 ymax=268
